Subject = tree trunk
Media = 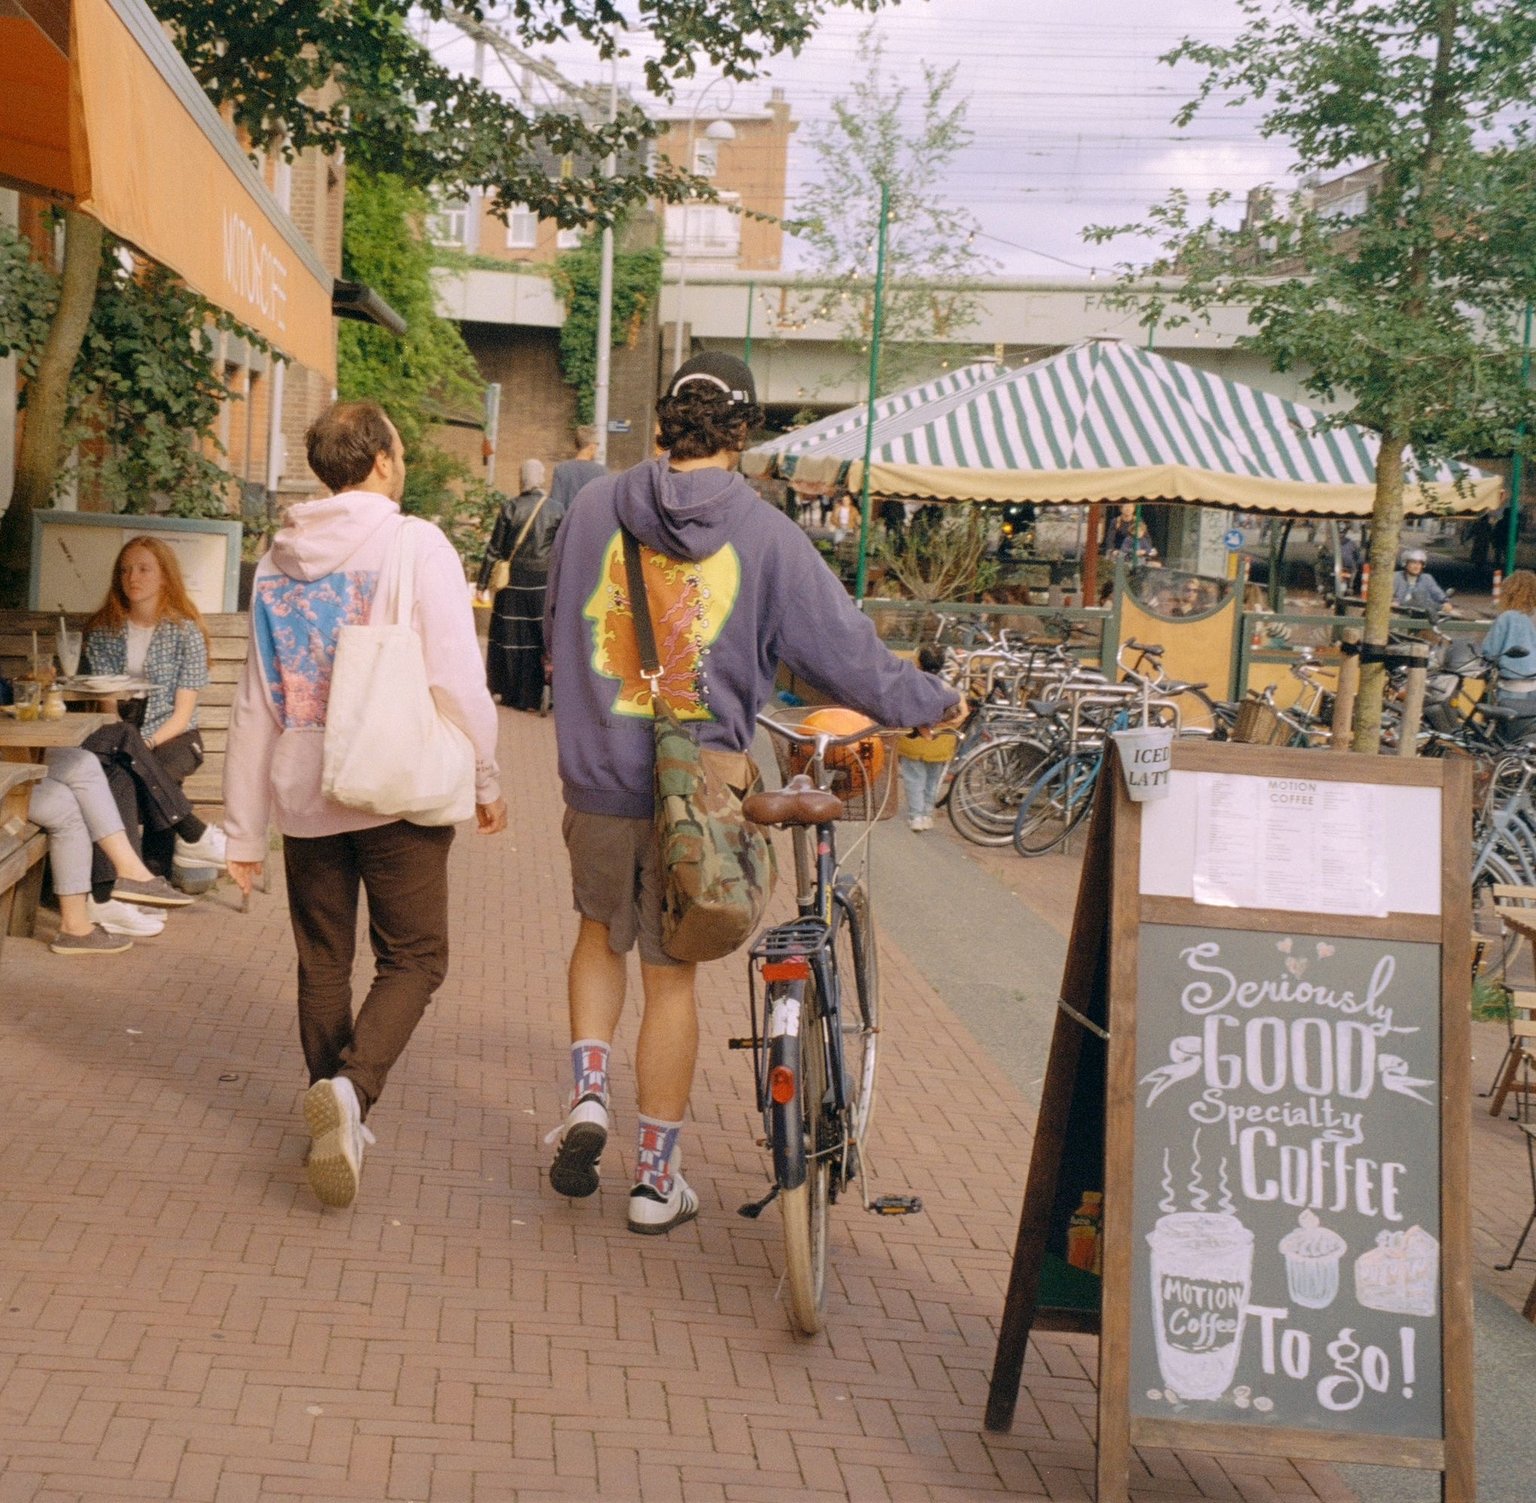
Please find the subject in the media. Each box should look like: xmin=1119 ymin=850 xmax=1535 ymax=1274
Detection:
xmin=0 ymin=210 xmax=104 ymax=606
xmin=1351 ymin=433 xmax=1407 ymax=754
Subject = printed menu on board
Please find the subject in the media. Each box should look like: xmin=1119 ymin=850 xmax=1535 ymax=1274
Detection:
xmin=1192 ymin=774 xmax=1388 ymax=917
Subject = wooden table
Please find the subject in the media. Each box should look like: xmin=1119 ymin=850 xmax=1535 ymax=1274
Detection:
xmin=0 ymin=712 xmax=116 ymax=762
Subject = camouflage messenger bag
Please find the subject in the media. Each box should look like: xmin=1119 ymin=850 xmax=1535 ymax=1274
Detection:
xmin=622 ymin=528 xmax=776 ymax=962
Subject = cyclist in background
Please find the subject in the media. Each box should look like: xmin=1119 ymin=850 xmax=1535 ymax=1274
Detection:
xmin=542 ymin=352 xmax=961 ymax=1235
xmin=1392 ymin=547 xmax=1449 ymax=613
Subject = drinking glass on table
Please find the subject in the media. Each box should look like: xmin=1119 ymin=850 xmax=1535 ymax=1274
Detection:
xmin=56 ymin=628 xmax=82 ymax=679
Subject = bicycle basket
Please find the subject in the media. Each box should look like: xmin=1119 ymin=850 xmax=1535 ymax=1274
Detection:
xmin=770 ymin=706 xmax=900 ymax=821
xmin=1232 ymin=694 xmax=1289 ymax=746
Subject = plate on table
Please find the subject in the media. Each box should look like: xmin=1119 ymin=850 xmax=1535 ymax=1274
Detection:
xmin=75 ymin=675 xmax=134 ymax=692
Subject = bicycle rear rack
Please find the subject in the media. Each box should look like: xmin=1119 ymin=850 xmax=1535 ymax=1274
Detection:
xmin=749 ymin=917 xmax=831 ymax=965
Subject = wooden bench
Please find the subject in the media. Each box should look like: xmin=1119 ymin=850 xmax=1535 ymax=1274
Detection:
xmin=0 ymin=609 xmax=250 ymax=814
xmin=0 ymin=763 xmax=47 ymax=964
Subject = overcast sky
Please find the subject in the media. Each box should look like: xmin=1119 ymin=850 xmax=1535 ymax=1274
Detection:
xmin=425 ymin=1 xmax=1300 ymax=278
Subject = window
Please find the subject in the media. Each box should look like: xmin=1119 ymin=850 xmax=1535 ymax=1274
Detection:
xmin=692 ymin=139 xmax=719 ymax=178
xmin=556 ymin=225 xmax=584 ymax=250
xmin=664 ymin=197 xmax=741 ymax=260
xmin=427 ymin=196 xmax=470 ymax=248
xmin=505 ymin=204 xmax=538 ymax=250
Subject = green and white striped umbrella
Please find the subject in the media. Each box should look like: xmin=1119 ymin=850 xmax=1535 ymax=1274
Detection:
xmin=745 ymin=340 xmax=1499 ymax=516
xmin=740 ymin=361 xmax=1000 ymax=484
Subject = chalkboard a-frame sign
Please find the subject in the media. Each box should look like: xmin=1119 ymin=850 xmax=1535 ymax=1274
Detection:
xmin=986 ymin=741 xmax=1474 ymax=1503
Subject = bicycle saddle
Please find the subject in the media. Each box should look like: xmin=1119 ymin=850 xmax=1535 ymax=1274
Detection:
xmin=743 ymin=775 xmax=844 ymax=828
xmin=1162 ymin=679 xmax=1209 ymax=695
xmin=1481 ymin=703 xmax=1520 ymax=722
xmin=1027 ymin=698 xmax=1066 ymax=717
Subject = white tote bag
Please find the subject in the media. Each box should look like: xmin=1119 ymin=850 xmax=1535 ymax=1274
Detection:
xmin=321 ymin=518 xmax=476 ymax=826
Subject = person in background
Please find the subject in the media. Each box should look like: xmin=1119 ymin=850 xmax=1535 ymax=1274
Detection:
xmin=82 ymin=536 xmax=228 ymax=889
xmin=1392 ymin=547 xmax=1449 ymax=613
xmin=829 ymin=495 xmax=858 ymax=544
xmin=880 ymin=498 xmax=908 ymax=538
xmin=549 ymin=425 xmax=608 ymax=513
xmin=1480 ymin=568 xmax=1536 ymax=730
xmin=29 ymin=748 xmax=191 ymax=954
xmin=542 ymin=351 xmax=961 ymax=1236
xmin=224 ymin=400 xmax=507 ymax=1210
xmin=479 ymin=459 xmax=563 ymax=712
xmin=896 ymin=645 xmax=959 ymax=832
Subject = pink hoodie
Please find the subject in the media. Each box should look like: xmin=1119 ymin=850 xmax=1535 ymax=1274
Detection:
xmin=222 ymin=491 xmax=502 ymax=861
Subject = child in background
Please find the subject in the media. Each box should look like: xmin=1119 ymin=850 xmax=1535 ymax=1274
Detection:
xmin=896 ymin=645 xmax=960 ymax=832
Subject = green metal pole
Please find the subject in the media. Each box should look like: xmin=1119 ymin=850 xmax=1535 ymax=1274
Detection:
xmin=1506 ymin=299 xmax=1533 ymax=578
xmin=854 ymin=182 xmax=890 ymax=603
xmin=743 ymin=280 xmax=755 ymax=365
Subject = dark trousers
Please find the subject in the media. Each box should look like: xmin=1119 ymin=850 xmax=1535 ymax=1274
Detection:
xmin=83 ymin=722 xmax=202 ymax=896
xmin=282 ymin=821 xmax=454 ymax=1116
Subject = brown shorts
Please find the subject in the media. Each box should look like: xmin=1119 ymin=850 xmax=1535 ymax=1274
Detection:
xmin=562 ymin=808 xmax=681 ymax=968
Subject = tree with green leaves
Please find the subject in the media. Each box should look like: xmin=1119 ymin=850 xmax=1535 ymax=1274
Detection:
xmin=1 ymin=0 xmax=890 ymax=602
xmin=1088 ymin=0 xmax=1536 ymax=752
xmin=794 ymin=24 xmax=997 ymax=395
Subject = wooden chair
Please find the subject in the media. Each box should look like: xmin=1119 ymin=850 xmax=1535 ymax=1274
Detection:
xmin=1488 ymin=885 xmax=1536 ymax=1118
xmin=1496 ymin=1122 xmax=1536 ymax=1272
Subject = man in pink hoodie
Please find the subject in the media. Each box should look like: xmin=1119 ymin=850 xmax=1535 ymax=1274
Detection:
xmin=223 ymin=401 xmax=507 ymax=1209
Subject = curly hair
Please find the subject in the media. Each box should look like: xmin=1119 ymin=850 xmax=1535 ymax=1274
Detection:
xmin=655 ymin=387 xmax=764 ymax=462
xmin=1502 ymin=569 xmax=1536 ymax=616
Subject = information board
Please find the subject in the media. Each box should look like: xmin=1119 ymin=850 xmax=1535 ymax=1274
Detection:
xmin=986 ymin=741 xmax=1473 ymax=1503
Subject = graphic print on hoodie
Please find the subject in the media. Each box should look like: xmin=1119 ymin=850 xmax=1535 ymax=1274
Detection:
xmin=583 ymin=536 xmax=741 ymax=721
xmin=252 ymin=569 xmax=379 ymax=729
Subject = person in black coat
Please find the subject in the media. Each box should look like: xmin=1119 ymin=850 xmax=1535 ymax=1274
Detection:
xmin=478 ymin=459 xmax=563 ymax=710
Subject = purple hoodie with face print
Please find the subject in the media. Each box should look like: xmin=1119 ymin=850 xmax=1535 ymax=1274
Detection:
xmin=545 ymin=457 xmax=958 ymax=818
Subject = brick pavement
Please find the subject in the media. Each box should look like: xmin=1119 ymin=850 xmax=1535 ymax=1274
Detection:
xmin=1 ymin=710 xmax=1352 ymax=1502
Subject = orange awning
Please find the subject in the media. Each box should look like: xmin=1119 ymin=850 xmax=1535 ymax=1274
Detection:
xmin=0 ymin=0 xmax=335 ymax=381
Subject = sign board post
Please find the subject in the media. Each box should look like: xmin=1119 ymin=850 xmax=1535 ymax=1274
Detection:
xmin=987 ymin=741 xmax=1474 ymax=1502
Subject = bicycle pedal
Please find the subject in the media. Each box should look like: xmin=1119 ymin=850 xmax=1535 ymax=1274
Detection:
xmin=737 ymin=1185 xmax=780 ymax=1219
xmin=868 ymin=1194 xmax=924 ymax=1216
xmin=727 ymin=1037 xmax=757 ymax=1050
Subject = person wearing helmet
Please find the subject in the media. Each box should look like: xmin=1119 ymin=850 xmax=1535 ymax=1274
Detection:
xmin=1392 ymin=547 xmax=1449 ymax=613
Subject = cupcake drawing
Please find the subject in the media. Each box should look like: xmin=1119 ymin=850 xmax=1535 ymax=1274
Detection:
xmin=1278 ymin=1210 xmax=1347 ymax=1310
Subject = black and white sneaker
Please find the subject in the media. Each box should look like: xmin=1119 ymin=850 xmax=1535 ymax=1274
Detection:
xmin=546 ymin=1093 xmax=608 ymax=1199
xmin=627 ymin=1174 xmax=700 ymax=1235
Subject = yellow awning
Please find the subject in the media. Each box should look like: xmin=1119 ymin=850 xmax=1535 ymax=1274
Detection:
xmin=0 ymin=0 xmax=335 ymax=381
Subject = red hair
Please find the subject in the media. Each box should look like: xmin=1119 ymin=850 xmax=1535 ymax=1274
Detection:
xmin=86 ymin=535 xmax=211 ymax=651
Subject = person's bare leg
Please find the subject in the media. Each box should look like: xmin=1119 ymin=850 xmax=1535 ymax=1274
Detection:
xmin=634 ymin=960 xmax=699 ymax=1121
xmin=56 ymin=892 xmax=93 ymax=936
xmin=98 ymin=830 xmax=155 ymax=882
xmin=568 ymin=916 xmax=628 ymax=1043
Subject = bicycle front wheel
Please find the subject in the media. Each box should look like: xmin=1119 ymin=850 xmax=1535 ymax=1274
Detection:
xmin=778 ymin=980 xmax=832 ymax=1335
xmin=946 ymin=736 xmax=1052 ymax=845
xmin=834 ymin=879 xmax=879 ymax=1151
xmin=1012 ymin=753 xmax=1098 ymax=857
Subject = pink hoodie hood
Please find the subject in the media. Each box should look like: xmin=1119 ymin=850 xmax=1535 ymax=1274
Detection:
xmin=271 ymin=489 xmax=400 ymax=583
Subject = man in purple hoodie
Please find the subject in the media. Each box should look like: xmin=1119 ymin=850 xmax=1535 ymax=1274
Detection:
xmin=543 ymin=353 xmax=960 ymax=1235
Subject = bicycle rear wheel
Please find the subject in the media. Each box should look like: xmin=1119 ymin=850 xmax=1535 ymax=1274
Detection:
xmin=778 ymin=980 xmax=832 ymax=1335
xmin=946 ymin=736 xmax=1052 ymax=845
xmin=1012 ymin=753 xmax=1098 ymax=857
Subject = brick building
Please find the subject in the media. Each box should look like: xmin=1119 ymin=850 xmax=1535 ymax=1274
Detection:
xmin=429 ymin=90 xmax=794 ymax=492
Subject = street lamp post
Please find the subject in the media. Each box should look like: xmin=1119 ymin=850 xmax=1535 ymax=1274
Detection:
xmin=670 ymin=81 xmax=734 ymax=375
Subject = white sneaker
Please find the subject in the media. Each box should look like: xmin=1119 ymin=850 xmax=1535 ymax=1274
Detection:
xmin=86 ymin=897 xmax=166 ymax=937
xmin=628 ymin=1172 xmax=700 ymax=1235
xmin=908 ymin=817 xmax=925 ymax=833
xmin=544 ymin=1094 xmax=609 ymax=1199
xmin=918 ymin=814 xmax=935 ymax=831
xmin=174 ymin=824 xmax=227 ymax=870
xmin=303 ymin=1077 xmax=375 ymax=1209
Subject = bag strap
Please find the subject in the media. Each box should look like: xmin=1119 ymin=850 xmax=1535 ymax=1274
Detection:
xmin=390 ymin=516 xmax=421 ymax=627
xmin=620 ymin=526 xmax=670 ymax=714
xmin=505 ymin=490 xmax=549 ymax=566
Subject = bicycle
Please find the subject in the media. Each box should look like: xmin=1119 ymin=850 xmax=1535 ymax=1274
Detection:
xmin=740 ymin=710 xmax=916 ymax=1334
